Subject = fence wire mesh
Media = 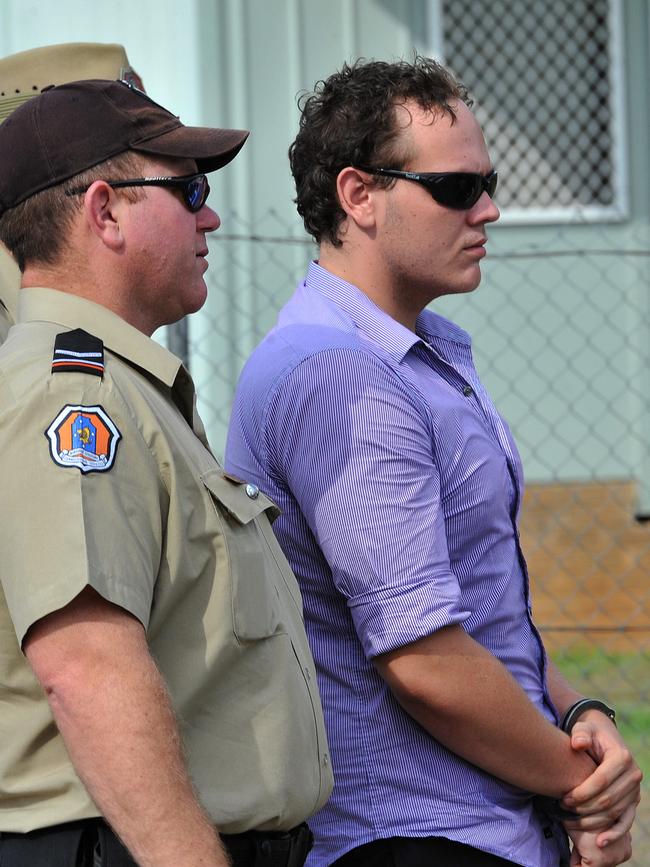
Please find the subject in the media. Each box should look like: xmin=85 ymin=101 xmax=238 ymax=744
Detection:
xmin=177 ymin=214 xmax=650 ymax=861
xmin=442 ymin=0 xmax=623 ymax=219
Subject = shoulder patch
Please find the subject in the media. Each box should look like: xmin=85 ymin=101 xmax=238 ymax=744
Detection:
xmin=52 ymin=329 xmax=104 ymax=377
xmin=45 ymin=405 xmax=121 ymax=473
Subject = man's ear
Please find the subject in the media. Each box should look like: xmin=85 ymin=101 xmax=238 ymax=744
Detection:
xmin=336 ymin=167 xmax=380 ymax=232
xmin=82 ymin=181 xmax=126 ymax=251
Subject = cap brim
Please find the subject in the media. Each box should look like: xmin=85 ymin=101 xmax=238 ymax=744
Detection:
xmin=133 ymin=125 xmax=249 ymax=172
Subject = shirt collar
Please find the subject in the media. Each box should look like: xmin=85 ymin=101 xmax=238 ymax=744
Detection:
xmin=18 ymin=287 xmax=183 ymax=388
xmin=305 ymin=261 xmax=471 ymax=362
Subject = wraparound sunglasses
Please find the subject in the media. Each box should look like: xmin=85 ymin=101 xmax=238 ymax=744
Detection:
xmin=355 ymin=166 xmax=498 ymax=211
xmin=66 ymin=172 xmax=210 ymax=213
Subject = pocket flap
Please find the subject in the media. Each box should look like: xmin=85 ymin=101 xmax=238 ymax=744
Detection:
xmin=201 ymin=469 xmax=280 ymax=524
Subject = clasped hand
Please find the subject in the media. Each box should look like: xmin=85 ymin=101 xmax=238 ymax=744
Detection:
xmin=560 ymin=712 xmax=642 ymax=866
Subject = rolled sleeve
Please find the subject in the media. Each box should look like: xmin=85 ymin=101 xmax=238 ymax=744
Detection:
xmin=266 ymin=347 xmax=470 ymax=657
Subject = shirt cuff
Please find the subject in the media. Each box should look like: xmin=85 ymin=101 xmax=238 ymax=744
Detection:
xmin=348 ymin=576 xmax=470 ymax=658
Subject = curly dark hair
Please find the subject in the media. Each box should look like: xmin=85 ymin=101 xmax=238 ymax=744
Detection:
xmin=289 ymin=56 xmax=471 ymax=247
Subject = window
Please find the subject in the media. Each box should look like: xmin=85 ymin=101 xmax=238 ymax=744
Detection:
xmin=435 ymin=0 xmax=627 ymax=223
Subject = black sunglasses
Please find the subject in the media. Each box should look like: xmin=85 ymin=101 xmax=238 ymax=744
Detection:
xmin=66 ymin=172 xmax=210 ymax=213
xmin=355 ymin=166 xmax=498 ymax=210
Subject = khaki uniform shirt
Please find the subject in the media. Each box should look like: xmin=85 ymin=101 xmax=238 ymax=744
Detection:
xmin=0 ymin=247 xmax=19 ymax=344
xmin=0 ymin=287 xmax=332 ymax=833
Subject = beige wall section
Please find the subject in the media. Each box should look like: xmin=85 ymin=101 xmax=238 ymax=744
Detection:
xmin=189 ymin=0 xmax=434 ymax=452
xmin=0 ymin=0 xmax=205 ymax=122
xmin=200 ymin=0 xmax=430 ymax=243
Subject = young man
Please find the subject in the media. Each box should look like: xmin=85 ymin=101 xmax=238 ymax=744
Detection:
xmin=0 ymin=42 xmax=145 ymax=344
xmin=225 ymin=57 xmax=640 ymax=867
xmin=0 ymin=80 xmax=331 ymax=867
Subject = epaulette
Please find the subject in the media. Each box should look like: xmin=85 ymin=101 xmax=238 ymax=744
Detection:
xmin=51 ymin=329 xmax=104 ymax=377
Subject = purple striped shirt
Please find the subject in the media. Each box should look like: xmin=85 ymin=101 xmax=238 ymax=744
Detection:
xmin=225 ymin=262 xmax=564 ymax=867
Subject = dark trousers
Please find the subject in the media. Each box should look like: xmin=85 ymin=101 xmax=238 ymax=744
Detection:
xmin=0 ymin=819 xmax=313 ymax=867
xmin=221 ymin=823 xmax=314 ymax=867
xmin=331 ymin=836 xmax=524 ymax=867
xmin=0 ymin=819 xmax=136 ymax=866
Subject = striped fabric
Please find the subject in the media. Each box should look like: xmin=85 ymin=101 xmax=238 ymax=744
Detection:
xmin=225 ymin=262 xmax=563 ymax=867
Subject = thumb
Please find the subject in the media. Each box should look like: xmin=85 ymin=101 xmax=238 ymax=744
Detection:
xmin=570 ymin=721 xmax=593 ymax=751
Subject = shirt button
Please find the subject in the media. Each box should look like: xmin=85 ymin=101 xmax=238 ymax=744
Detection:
xmin=462 ymin=385 xmax=473 ymax=397
xmin=245 ymin=483 xmax=259 ymax=499
xmin=323 ymin=753 xmax=329 ymax=767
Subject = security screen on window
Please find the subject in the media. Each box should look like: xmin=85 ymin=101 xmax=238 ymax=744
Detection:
xmin=440 ymin=0 xmax=626 ymax=223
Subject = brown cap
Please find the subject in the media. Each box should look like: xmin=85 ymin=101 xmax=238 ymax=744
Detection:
xmin=0 ymin=79 xmax=249 ymax=213
xmin=0 ymin=42 xmax=144 ymax=123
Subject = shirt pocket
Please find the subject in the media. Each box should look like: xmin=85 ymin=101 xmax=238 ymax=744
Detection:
xmin=201 ymin=468 xmax=287 ymax=642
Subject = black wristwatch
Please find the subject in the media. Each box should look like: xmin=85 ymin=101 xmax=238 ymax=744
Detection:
xmin=561 ymin=699 xmax=616 ymax=733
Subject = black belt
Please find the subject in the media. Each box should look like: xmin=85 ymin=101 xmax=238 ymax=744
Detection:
xmin=221 ymin=823 xmax=314 ymax=867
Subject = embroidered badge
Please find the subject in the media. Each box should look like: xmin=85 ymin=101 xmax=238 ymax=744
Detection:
xmin=51 ymin=329 xmax=104 ymax=377
xmin=45 ymin=405 xmax=121 ymax=473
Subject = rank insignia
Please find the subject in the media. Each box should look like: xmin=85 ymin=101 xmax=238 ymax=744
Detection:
xmin=52 ymin=329 xmax=104 ymax=377
xmin=45 ymin=405 xmax=121 ymax=473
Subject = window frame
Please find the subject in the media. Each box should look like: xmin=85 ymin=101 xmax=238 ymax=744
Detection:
xmin=428 ymin=0 xmax=629 ymax=225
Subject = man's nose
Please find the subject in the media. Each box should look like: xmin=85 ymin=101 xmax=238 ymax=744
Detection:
xmin=198 ymin=204 xmax=221 ymax=232
xmin=470 ymin=191 xmax=500 ymax=224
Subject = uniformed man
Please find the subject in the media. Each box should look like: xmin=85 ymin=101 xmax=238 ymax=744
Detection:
xmin=0 ymin=42 xmax=145 ymax=344
xmin=0 ymin=79 xmax=332 ymax=867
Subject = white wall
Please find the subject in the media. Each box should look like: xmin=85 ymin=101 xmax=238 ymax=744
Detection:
xmin=0 ymin=0 xmax=205 ymax=123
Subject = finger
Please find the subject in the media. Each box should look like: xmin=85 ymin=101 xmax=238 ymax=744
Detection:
xmin=562 ymin=798 xmax=638 ymax=834
xmin=594 ymin=804 xmax=637 ymax=848
xmin=564 ymin=812 xmax=617 ymax=833
xmin=562 ymin=799 xmax=638 ymax=833
xmin=571 ymin=721 xmax=595 ymax=753
xmin=596 ymin=833 xmax=633 ymax=864
xmin=564 ymin=788 xmax=639 ymax=823
xmin=569 ymin=835 xmax=632 ymax=867
xmin=564 ymin=755 xmax=641 ymax=807
xmin=564 ymin=770 xmax=641 ymax=818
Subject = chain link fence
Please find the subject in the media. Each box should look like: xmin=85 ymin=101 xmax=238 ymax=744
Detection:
xmin=179 ymin=214 xmax=650 ymax=861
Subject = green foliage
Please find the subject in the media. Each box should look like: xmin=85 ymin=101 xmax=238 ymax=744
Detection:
xmin=553 ymin=649 xmax=649 ymax=784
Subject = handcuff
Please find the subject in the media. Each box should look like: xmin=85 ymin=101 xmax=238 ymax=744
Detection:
xmin=561 ymin=699 xmax=616 ymax=733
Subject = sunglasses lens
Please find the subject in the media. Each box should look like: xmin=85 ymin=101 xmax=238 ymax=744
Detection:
xmin=427 ymin=172 xmax=497 ymax=210
xmin=429 ymin=174 xmax=481 ymax=209
xmin=186 ymin=176 xmax=208 ymax=211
